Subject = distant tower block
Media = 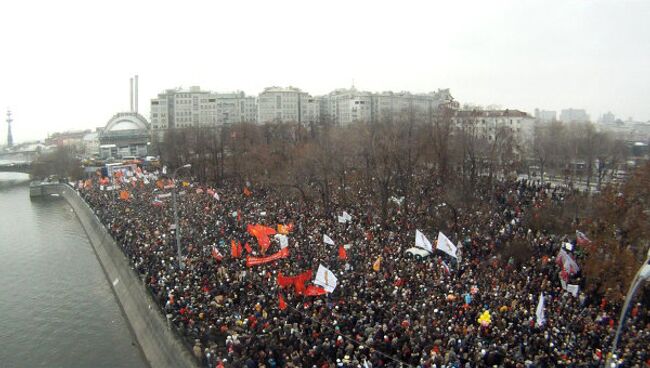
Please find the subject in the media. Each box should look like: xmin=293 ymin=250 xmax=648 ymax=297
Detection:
xmin=6 ymin=110 xmax=14 ymax=148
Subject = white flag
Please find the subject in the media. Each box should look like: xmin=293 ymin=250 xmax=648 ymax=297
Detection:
xmin=566 ymin=284 xmax=579 ymax=297
xmin=162 ymin=165 xmax=167 ymax=175
xmin=323 ymin=234 xmax=335 ymax=246
xmin=415 ymin=230 xmax=433 ymax=253
xmin=342 ymin=211 xmax=352 ymax=221
xmin=536 ymin=292 xmax=545 ymax=327
xmin=275 ymin=234 xmax=289 ymax=249
xmin=314 ymin=264 xmax=338 ymax=293
xmin=436 ymin=232 xmax=458 ymax=258
xmin=337 ymin=215 xmax=346 ymax=223
xmin=213 ymin=192 xmax=220 ymax=201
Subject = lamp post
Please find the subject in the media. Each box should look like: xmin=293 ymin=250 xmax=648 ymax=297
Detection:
xmin=606 ymin=248 xmax=650 ymax=367
xmin=172 ymin=164 xmax=192 ymax=270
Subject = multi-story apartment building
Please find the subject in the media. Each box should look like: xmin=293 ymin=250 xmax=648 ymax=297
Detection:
xmin=560 ymin=108 xmax=590 ymax=123
xmin=257 ymin=86 xmax=320 ymax=124
xmin=534 ymin=109 xmax=557 ymax=122
xmin=452 ymin=109 xmax=535 ymax=142
xmin=150 ymin=86 xmax=256 ymax=130
xmin=319 ymin=87 xmax=458 ymax=125
xmin=319 ymin=87 xmax=374 ymax=125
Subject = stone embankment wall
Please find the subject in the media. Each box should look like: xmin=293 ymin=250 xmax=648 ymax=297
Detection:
xmin=60 ymin=184 xmax=197 ymax=368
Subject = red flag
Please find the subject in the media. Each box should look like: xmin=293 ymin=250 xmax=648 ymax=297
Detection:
xmin=278 ymin=293 xmax=287 ymax=310
xmin=304 ymin=285 xmax=327 ymax=296
xmin=231 ymin=240 xmax=243 ymax=258
xmin=245 ymin=247 xmax=289 ymax=267
xmin=294 ymin=270 xmax=313 ymax=294
xmin=277 ymin=269 xmax=313 ymax=292
xmin=338 ymin=245 xmax=347 ymax=260
xmin=244 ymin=242 xmax=252 ymax=254
xmin=243 ymin=187 xmax=252 ymax=196
xmin=277 ymin=272 xmax=294 ymax=288
xmin=211 ymin=246 xmax=223 ymax=261
xmin=247 ymin=224 xmax=277 ymax=254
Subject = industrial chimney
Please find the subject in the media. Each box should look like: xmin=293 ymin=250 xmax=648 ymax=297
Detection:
xmin=134 ymin=75 xmax=139 ymax=113
xmin=130 ymin=77 xmax=134 ymax=112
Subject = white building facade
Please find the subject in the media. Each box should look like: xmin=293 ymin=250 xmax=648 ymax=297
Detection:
xmin=257 ymin=86 xmax=320 ymax=125
xmin=560 ymin=108 xmax=590 ymax=123
xmin=318 ymin=88 xmax=458 ymax=126
xmin=150 ymin=87 xmax=257 ymax=130
xmin=534 ymin=109 xmax=557 ymax=122
xmin=452 ymin=109 xmax=536 ymax=142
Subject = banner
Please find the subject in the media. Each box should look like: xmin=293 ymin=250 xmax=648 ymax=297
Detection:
xmin=246 ymin=247 xmax=289 ymax=267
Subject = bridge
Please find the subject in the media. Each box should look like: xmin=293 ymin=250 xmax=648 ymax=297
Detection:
xmin=0 ymin=150 xmax=39 ymax=174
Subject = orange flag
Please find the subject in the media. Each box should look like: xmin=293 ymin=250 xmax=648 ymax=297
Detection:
xmin=373 ymin=256 xmax=382 ymax=272
xmin=243 ymin=187 xmax=252 ymax=196
xmin=338 ymin=245 xmax=347 ymax=260
xmin=119 ymin=190 xmax=129 ymax=201
xmin=278 ymin=293 xmax=287 ymax=310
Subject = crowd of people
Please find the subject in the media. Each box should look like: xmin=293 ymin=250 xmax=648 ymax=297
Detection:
xmin=76 ymin=168 xmax=649 ymax=368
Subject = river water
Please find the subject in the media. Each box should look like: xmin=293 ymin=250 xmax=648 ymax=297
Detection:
xmin=0 ymin=173 xmax=148 ymax=368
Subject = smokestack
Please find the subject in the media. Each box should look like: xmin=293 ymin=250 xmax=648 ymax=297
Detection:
xmin=130 ymin=77 xmax=134 ymax=112
xmin=134 ymin=75 xmax=139 ymax=113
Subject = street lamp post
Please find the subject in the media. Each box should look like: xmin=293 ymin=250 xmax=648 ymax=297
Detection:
xmin=607 ymin=248 xmax=650 ymax=367
xmin=172 ymin=164 xmax=192 ymax=270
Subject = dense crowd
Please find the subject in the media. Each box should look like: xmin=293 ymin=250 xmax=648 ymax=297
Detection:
xmin=77 ymin=170 xmax=649 ymax=368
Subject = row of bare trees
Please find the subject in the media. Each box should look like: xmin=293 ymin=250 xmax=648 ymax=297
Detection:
xmin=154 ymin=114 xmax=632 ymax=217
xmin=531 ymin=121 xmax=629 ymax=189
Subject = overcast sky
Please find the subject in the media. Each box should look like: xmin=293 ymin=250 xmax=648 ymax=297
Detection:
xmin=1 ymin=0 xmax=648 ymax=143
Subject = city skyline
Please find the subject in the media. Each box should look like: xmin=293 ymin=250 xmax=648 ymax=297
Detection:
xmin=1 ymin=0 xmax=649 ymax=143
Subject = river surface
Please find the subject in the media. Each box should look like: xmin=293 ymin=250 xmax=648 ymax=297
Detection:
xmin=0 ymin=173 xmax=148 ymax=368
